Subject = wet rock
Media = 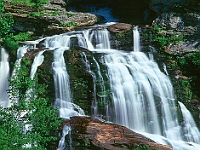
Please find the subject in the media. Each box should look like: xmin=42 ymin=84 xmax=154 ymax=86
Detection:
xmin=108 ymin=23 xmax=132 ymax=33
xmin=63 ymin=116 xmax=172 ymax=150
xmin=49 ymin=0 xmax=66 ymax=7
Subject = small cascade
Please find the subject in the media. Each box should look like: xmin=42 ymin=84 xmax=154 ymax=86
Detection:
xmin=52 ymin=47 xmax=71 ymax=103
xmin=0 ymin=48 xmax=10 ymax=107
xmin=30 ymin=50 xmax=46 ymax=79
xmin=179 ymin=101 xmax=200 ymax=143
xmin=9 ymin=46 xmax=28 ymax=104
xmin=52 ymin=47 xmax=84 ymax=119
xmin=81 ymin=52 xmax=98 ymax=117
xmin=163 ymin=63 xmax=169 ymax=75
xmin=93 ymin=28 xmax=111 ymax=49
xmin=103 ymin=52 xmax=162 ymax=135
xmin=93 ymin=57 xmax=108 ymax=118
xmin=133 ymin=26 xmax=140 ymax=52
xmin=57 ymin=125 xmax=72 ymax=150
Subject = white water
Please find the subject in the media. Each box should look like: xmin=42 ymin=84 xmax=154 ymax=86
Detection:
xmin=30 ymin=50 xmax=45 ymax=79
xmin=0 ymin=48 xmax=10 ymax=107
xmin=81 ymin=52 xmax=98 ymax=115
xmin=133 ymin=26 xmax=140 ymax=52
xmin=52 ymin=47 xmax=85 ymax=119
xmin=9 ymin=46 xmax=28 ymax=104
xmin=41 ymin=27 xmax=200 ymax=149
xmin=57 ymin=125 xmax=72 ymax=150
xmin=77 ymin=27 xmax=200 ymax=149
xmin=3 ymin=24 xmax=199 ymax=149
xmin=179 ymin=101 xmax=200 ymax=143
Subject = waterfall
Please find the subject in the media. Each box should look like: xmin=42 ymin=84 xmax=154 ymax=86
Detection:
xmin=30 ymin=50 xmax=45 ymax=79
xmin=57 ymin=125 xmax=72 ymax=150
xmin=89 ymin=27 xmax=200 ymax=149
xmin=179 ymin=101 xmax=200 ymax=143
xmin=52 ymin=47 xmax=84 ymax=119
xmin=133 ymin=26 xmax=140 ymax=52
xmin=2 ymin=24 xmax=199 ymax=149
xmin=0 ymin=48 xmax=10 ymax=107
xmin=81 ymin=52 xmax=98 ymax=117
xmin=9 ymin=46 xmax=28 ymax=104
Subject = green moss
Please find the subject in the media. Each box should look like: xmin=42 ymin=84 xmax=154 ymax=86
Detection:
xmin=59 ymin=21 xmax=77 ymax=28
xmin=135 ymin=145 xmax=157 ymax=150
xmin=152 ymin=26 xmax=184 ymax=50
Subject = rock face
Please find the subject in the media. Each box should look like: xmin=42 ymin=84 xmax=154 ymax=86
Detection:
xmin=149 ymin=0 xmax=188 ymax=12
xmin=63 ymin=116 xmax=172 ymax=150
xmin=152 ymin=11 xmax=200 ymax=55
xmin=5 ymin=1 xmax=98 ymax=36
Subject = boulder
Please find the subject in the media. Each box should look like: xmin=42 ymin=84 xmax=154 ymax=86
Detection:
xmin=107 ymin=23 xmax=132 ymax=33
xmin=62 ymin=116 xmax=173 ymax=150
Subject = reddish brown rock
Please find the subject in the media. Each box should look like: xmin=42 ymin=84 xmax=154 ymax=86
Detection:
xmin=108 ymin=23 xmax=132 ymax=33
xmin=63 ymin=116 xmax=172 ymax=150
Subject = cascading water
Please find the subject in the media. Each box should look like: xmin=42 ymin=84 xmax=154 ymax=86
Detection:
xmin=0 ymin=48 xmax=10 ymax=107
xmin=79 ymin=26 xmax=200 ymax=149
xmin=57 ymin=125 xmax=72 ymax=150
xmin=9 ymin=46 xmax=28 ymax=104
xmin=81 ymin=52 xmax=98 ymax=116
xmin=2 ymin=23 xmax=200 ymax=149
xmin=30 ymin=50 xmax=46 ymax=79
xmin=178 ymin=101 xmax=200 ymax=143
xmin=133 ymin=26 xmax=140 ymax=52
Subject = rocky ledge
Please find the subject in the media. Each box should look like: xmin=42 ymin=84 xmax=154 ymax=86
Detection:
xmin=5 ymin=0 xmax=98 ymax=36
xmin=62 ymin=116 xmax=172 ymax=150
xmin=152 ymin=11 xmax=200 ymax=55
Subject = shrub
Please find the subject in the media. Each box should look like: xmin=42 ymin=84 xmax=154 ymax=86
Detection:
xmin=0 ymin=58 xmax=62 ymax=149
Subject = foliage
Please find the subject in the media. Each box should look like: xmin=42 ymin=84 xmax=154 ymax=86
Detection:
xmin=116 ymin=33 xmax=125 ymax=39
xmin=59 ymin=21 xmax=77 ymax=28
xmin=11 ymin=0 xmax=48 ymax=7
xmin=30 ymin=0 xmax=49 ymax=7
xmin=28 ymin=11 xmax=43 ymax=17
xmin=177 ymin=50 xmax=200 ymax=96
xmin=3 ymin=36 xmax=19 ymax=53
xmin=13 ymin=32 xmax=31 ymax=41
xmin=152 ymin=26 xmax=184 ymax=50
xmin=135 ymin=145 xmax=157 ymax=150
xmin=4 ymin=32 xmax=31 ymax=54
xmin=11 ymin=0 xmax=35 ymax=6
xmin=0 ymin=1 xmax=14 ymax=39
xmin=0 ymin=58 xmax=62 ymax=149
xmin=176 ymin=51 xmax=200 ymax=127
xmin=67 ymin=13 xmax=74 ymax=17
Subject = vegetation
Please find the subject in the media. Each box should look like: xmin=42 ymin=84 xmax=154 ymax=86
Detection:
xmin=135 ymin=145 xmax=157 ymax=150
xmin=11 ymin=0 xmax=48 ymax=7
xmin=0 ymin=58 xmax=62 ymax=150
xmin=59 ymin=21 xmax=77 ymax=28
xmin=0 ymin=1 xmax=14 ymax=39
xmin=152 ymin=25 xmax=184 ymax=50
xmin=175 ymin=51 xmax=200 ymax=127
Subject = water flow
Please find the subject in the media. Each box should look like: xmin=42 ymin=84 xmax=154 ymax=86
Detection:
xmin=0 ymin=48 xmax=10 ymax=107
xmin=178 ymin=101 xmax=200 ymax=143
xmin=9 ymin=46 xmax=28 ymax=104
xmin=133 ymin=26 xmax=140 ymax=52
xmin=57 ymin=125 xmax=72 ymax=150
xmin=92 ymin=27 xmax=200 ymax=149
xmin=81 ymin=52 xmax=98 ymax=117
xmin=30 ymin=50 xmax=46 ymax=79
